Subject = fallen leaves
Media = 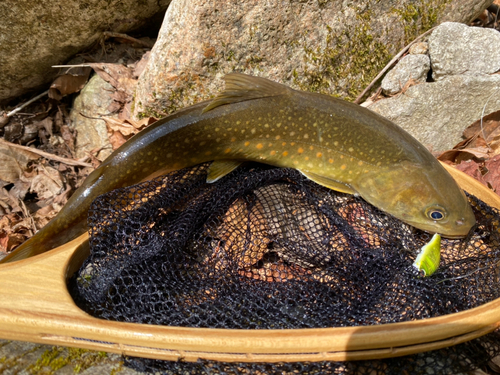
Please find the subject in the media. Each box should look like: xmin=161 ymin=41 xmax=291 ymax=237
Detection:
xmin=104 ymin=117 xmax=156 ymax=149
xmin=0 ymin=140 xmax=74 ymax=255
xmin=88 ymin=62 xmax=138 ymax=119
xmin=49 ymin=67 xmax=92 ymax=100
xmin=0 ymin=141 xmax=40 ymax=184
xmin=0 ymin=35 xmax=157 ymax=257
xmin=438 ymin=110 xmax=500 ymax=193
xmin=74 ymin=59 xmax=158 ymax=150
xmin=0 ymin=190 xmax=35 ymax=254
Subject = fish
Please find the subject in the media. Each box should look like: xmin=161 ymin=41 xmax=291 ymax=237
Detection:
xmin=0 ymin=73 xmax=475 ymax=264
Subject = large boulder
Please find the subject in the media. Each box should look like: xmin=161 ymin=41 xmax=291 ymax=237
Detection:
xmin=369 ymin=21 xmax=500 ymax=152
xmin=370 ymin=74 xmax=500 ymax=152
xmin=0 ymin=0 xmax=171 ymax=103
xmin=133 ymin=0 xmax=492 ymax=119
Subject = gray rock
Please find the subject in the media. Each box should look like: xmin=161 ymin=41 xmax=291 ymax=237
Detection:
xmin=0 ymin=0 xmax=171 ymax=102
xmin=369 ymin=74 xmax=500 ymax=152
xmin=0 ymin=340 xmax=46 ymax=374
xmin=69 ymin=74 xmax=115 ymax=161
xmin=381 ymin=54 xmax=430 ymax=95
xmin=133 ymin=0 xmax=492 ymax=118
xmin=429 ymin=22 xmax=500 ymax=80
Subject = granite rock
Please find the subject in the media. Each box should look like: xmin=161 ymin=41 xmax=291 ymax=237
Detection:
xmin=69 ymin=74 xmax=114 ymax=161
xmin=0 ymin=0 xmax=171 ymax=102
xmin=369 ymin=74 xmax=500 ymax=152
xmin=429 ymin=22 xmax=500 ymax=80
xmin=381 ymin=54 xmax=430 ymax=95
xmin=133 ymin=0 xmax=492 ymax=118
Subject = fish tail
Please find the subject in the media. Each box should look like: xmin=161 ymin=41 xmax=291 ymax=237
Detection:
xmin=0 ymin=237 xmax=41 ymax=264
xmin=0 ymin=217 xmax=88 ymax=264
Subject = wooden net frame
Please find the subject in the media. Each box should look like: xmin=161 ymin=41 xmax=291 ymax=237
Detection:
xmin=0 ymin=164 xmax=499 ymax=363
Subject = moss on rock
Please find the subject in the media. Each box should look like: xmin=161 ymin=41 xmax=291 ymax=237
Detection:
xmin=27 ymin=347 xmax=111 ymax=374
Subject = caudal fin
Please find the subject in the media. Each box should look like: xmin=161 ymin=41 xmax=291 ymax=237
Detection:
xmin=0 ymin=237 xmax=40 ymax=264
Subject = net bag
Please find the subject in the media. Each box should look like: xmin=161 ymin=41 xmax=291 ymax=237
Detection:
xmin=68 ymin=162 xmax=500 ymax=374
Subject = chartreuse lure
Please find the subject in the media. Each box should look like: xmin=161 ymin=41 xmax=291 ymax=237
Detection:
xmin=413 ymin=233 xmax=442 ymax=276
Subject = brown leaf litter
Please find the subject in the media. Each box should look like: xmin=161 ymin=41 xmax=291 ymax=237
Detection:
xmin=438 ymin=110 xmax=500 ymax=194
xmin=0 ymin=34 xmax=157 ymax=256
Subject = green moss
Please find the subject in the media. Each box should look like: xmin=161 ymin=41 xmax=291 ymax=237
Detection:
xmin=27 ymin=347 xmax=110 ymax=375
xmin=292 ymin=0 xmax=451 ymax=101
xmin=225 ymin=50 xmax=236 ymax=62
xmin=392 ymin=0 xmax=452 ymax=44
xmin=138 ymin=71 xmax=209 ymax=118
xmin=138 ymin=105 xmax=167 ymax=120
xmin=293 ymin=10 xmax=392 ymax=101
xmin=246 ymin=55 xmax=264 ymax=71
xmin=0 ymin=355 xmax=15 ymax=368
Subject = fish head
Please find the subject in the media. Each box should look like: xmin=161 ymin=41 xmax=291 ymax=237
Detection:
xmin=355 ymin=161 xmax=475 ymax=238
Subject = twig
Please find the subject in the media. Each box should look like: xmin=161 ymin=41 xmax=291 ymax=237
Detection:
xmin=6 ymin=90 xmax=49 ymax=117
xmin=0 ymin=139 xmax=94 ymax=168
xmin=52 ymin=64 xmax=92 ymax=68
xmin=102 ymin=31 xmax=155 ymax=48
xmin=479 ymin=87 xmax=500 ymax=151
xmin=354 ymin=27 xmax=436 ymax=104
xmin=18 ymin=199 xmax=37 ymax=236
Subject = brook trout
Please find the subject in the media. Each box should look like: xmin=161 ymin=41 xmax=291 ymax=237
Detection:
xmin=0 ymin=73 xmax=475 ymax=264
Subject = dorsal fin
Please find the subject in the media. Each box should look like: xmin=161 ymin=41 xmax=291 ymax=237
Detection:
xmin=203 ymin=73 xmax=293 ymax=113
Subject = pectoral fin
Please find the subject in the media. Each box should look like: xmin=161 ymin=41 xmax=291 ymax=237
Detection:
xmin=299 ymin=170 xmax=356 ymax=194
xmin=207 ymin=160 xmax=243 ymax=183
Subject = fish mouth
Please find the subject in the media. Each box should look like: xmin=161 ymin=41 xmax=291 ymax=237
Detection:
xmin=407 ymin=218 xmax=475 ymax=239
xmin=433 ymin=220 xmax=476 ymax=239
xmin=439 ymin=233 xmax=469 ymax=239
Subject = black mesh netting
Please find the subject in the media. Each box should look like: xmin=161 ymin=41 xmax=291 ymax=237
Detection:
xmin=68 ymin=162 xmax=500 ymax=374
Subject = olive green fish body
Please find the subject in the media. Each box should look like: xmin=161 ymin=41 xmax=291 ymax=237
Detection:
xmin=0 ymin=74 xmax=475 ymax=263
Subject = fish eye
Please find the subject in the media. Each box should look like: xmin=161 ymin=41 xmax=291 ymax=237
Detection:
xmin=425 ymin=205 xmax=447 ymax=221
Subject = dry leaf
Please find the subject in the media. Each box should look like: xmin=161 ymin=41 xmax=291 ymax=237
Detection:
xmin=30 ymin=165 xmax=64 ymax=201
xmin=48 ymin=67 xmax=92 ymax=99
xmin=0 ymin=232 xmax=26 ymax=254
xmin=438 ymin=110 xmax=500 ymax=166
xmin=455 ymin=156 xmax=500 ymax=193
xmin=488 ymin=353 xmax=500 ymax=373
xmin=33 ymin=203 xmax=63 ymax=229
xmin=103 ymin=118 xmax=139 ymax=137
xmin=0 ymin=212 xmax=32 ymax=254
xmin=0 ymin=187 xmax=22 ymax=214
xmin=37 ymin=117 xmax=54 ymax=137
xmin=103 ymin=117 xmax=155 ymax=137
xmin=108 ymin=130 xmax=128 ymax=149
xmin=134 ymin=51 xmax=150 ymax=77
xmin=60 ymin=125 xmax=76 ymax=153
xmin=463 ymin=110 xmax=500 ymax=142
xmin=0 ymin=233 xmax=8 ymax=254
xmin=460 ymin=110 xmax=500 ymax=157
xmin=88 ymin=63 xmax=136 ymax=96
xmin=482 ymin=154 xmax=500 ymax=193
xmin=0 ymin=141 xmax=40 ymax=183
xmin=455 ymin=160 xmax=485 ymax=181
